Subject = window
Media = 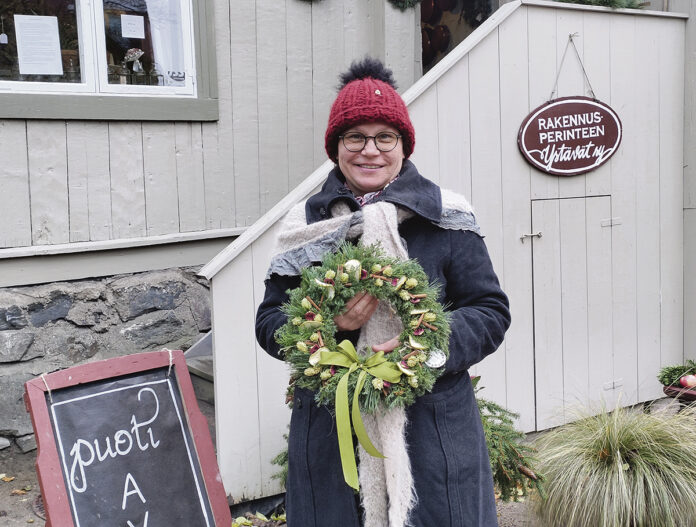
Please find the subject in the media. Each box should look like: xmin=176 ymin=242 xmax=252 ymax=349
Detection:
xmin=0 ymin=0 xmax=217 ymax=120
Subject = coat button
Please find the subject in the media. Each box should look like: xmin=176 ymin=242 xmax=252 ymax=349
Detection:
xmin=320 ymin=207 xmax=327 ymax=216
xmin=295 ymin=397 xmax=303 ymax=409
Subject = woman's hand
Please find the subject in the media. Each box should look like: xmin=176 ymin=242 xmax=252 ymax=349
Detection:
xmin=334 ymin=292 xmax=379 ymax=331
xmin=371 ymin=336 xmax=400 ymax=353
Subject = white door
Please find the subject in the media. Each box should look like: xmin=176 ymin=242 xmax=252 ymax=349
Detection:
xmin=531 ymin=196 xmax=614 ymax=430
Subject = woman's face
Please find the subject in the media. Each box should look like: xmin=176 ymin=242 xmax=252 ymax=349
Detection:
xmin=337 ymin=122 xmax=404 ymax=197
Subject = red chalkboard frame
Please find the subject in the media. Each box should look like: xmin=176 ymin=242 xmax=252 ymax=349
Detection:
xmin=23 ymin=350 xmax=231 ymax=527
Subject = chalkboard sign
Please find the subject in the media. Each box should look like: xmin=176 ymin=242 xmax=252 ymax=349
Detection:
xmin=24 ymin=350 xmax=231 ymax=527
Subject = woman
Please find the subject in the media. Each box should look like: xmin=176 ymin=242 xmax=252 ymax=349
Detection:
xmin=256 ymin=57 xmax=510 ymax=527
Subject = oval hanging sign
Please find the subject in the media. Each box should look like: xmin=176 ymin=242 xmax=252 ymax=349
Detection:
xmin=517 ymin=96 xmax=622 ymax=176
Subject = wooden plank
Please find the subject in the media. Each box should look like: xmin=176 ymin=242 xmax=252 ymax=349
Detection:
xmin=555 ymin=9 xmax=587 ymax=198
xmin=498 ymin=8 xmax=535 ymax=431
xmin=65 ymin=123 xmax=90 ymax=243
xmin=608 ymin=15 xmax=638 ymax=407
xmin=532 ymin=199 xmax=564 ymax=429
xmin=230 ymin=0 xmax=260 ymax=227
xmin=201 ymin=0 xmax=235 ymax=230
xmin=581 ymin=11 xmax=612 ymax=196
xmin=384 ymin=2 xmax=416 ymax=89
xmin=657 ymin=18 xmax=685 ymax=373
xmin=408 ymin=88 xmax=440 ymax=184
xmin=672 ymin=1 xmax=695 ymax=209
xmin=0 ymin=120 xmax=31 ymax=248
xmin=528 ymin=6 xmax=560 ymax=200
xmin=212 ymin=251 xmax=263 ymax=500
xmin=685 ymin=209 xmax=696 ymax=361
xmin=343 ymin=0 xmax=379 ymax=66
xmin=559 ymin=198 xmax=589 ymax=408
xmin=175 ymin=123 xmax=206 ymax=233
xmin=435 ymin=58 xmax=472 ymax=197
xmin=251 ymin=226 xmax=291 ymax=496
xmin=286 ymin=0 xmax=315 ymax=189
xmin=468 ymin=30 xmax=506 ymax=408
xmin=66 ymin=122 xmax=111 ymax=242
xmin=108 ymin=122 xmax=146 ymax=239
xmin=142 ymin=122 xmax=179 ymax=236
xmin=585 ymin=196 xmax=614 ymax=409
xmin=257 ymin=0 xmax=289 ymax=214
xmin=27 ymin=121 xmax=70 ymax=245
xmin=633 ymin=17 xmax=662 ymax=402
xmin=311 ymin=0 xmax=345 ymax=167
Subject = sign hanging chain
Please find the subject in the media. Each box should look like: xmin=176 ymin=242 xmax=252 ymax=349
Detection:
xmin=549 ymin=33 xmax=596 ymax=101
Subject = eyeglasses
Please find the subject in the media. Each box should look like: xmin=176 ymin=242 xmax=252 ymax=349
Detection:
xmin=339 ymin=131 xmax=401 ymax=152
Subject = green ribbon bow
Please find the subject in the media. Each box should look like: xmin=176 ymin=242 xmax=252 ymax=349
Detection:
xmin=316 ymin=340 xmax=402 ymax=491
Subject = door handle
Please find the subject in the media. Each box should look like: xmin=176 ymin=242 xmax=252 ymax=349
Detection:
xmin=520 ymin=231 xmax=542 ymax=242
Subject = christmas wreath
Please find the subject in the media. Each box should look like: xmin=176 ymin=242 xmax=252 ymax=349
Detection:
xmin=275 ymin=243 xmax=451 ymax=487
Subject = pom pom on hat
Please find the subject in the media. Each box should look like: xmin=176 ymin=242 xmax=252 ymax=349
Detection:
xmin=325 ymin=57 xmax=415 ymax=163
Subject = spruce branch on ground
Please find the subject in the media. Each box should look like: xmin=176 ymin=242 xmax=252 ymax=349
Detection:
xmin=473 ymin=376 xmax=544 ymax=502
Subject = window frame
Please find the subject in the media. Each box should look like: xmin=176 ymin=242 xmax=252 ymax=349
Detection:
xmin=0 ymin=0 xmax=218 ymax=121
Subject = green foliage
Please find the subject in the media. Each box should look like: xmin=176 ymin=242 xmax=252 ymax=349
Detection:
xmin=473 ymin=377 xmax=544 ymax=502
xmin=276 ymin=242 xmax=451 ymax=414
xmin=271 ymin=431 xmax=289 ymax=489
xmin=657 ymin=360 xmax=696 ymax=386
xmin=553 ymin=0 xmax=646 ymax=8
xmin=534 ymin=403 xmax=696 ymax=527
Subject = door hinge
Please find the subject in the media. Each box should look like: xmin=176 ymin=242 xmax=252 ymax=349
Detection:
xmin=601 ymin=217 xmax=622 ymax=227
xmin=520 ymin=231 xmax=542 ymax=242
xmin=603 ymin=378 xmax=624 ymax=391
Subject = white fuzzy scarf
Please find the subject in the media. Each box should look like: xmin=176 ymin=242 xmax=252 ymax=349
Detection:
xmin=271 ymin=191 xmax=479 ymax=527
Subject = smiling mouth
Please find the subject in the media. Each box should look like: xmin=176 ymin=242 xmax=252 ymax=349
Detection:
xmin=357 ymin=164 xmax=383 ymax=169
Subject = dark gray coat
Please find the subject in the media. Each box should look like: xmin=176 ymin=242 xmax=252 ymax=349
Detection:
xmin=256 ymin=160 xmax=510 ymax=527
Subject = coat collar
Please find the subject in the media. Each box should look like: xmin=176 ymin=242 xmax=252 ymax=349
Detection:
xmin=305 ymin=160 xmax=442 ymax=224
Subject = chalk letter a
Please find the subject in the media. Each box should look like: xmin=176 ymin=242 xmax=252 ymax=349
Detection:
xmin=122 ymin=473 xmax=147 ymax=510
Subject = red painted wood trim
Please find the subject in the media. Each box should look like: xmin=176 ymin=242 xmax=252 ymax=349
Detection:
xmin=23 ymin=350 xmax=231 ymax=527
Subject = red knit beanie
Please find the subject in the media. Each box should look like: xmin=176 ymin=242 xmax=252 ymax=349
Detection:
xmin=325 ymin=58 xmax=415 ymax=163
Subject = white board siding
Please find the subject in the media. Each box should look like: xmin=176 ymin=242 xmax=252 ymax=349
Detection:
xmin=0 ymin=120 xmax=31 ymax=248
xmin=108 ymin=122 xmax=147 ymax=239
xmin=27 ymin=121 xmax=70 ymax=245
xmin=175 ymin=123 xmax=207 ymax=233
xmin=143 ymin=123 xmax=180 ymax=236
xmin=608 ymin=15 xmax=638 ymax=407
xmin=257 ymin=0 xmax=289 ymax=214
xmin=633 ymin=17 xmax=662 ymax=402
xmin=685 ymin=209 xmax=696 ymax=362
xmin=498 ymin=7 xmax=535 ymax=431
xmin=468 ymin=30 xmax=507 ymax=409
xmin=230 ymin=0 xmax=260 ymax=228
xmin=581 ymin=11 xmax=612 ymax=197
xmin=657 ymin=18 xmax=685 ymax=376
xmin=435 ymin=59 xmax=472 ymax=197
xmin=285 ymin=0 xmax=315 ymax=190
xmin=66 ymin=122 xmax=112 ymax=242
xmin=211 ymin=249 xmax=263 ymax=500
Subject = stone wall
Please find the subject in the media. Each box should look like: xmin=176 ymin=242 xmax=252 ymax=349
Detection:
xmin=0 ymin=267 xmax=210 ymax=449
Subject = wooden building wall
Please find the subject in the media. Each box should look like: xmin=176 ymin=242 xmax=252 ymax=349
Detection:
xmin=0 ymin=0 xmax=419 ymax=252
xmin=671 ymin=0 xmax=696 ymax=362
xmin=201 ymin=0 xmax=687 ymax=501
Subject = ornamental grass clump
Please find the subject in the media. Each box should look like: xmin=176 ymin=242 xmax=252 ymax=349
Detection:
xmin=534 ymin=403 xmax=696 ymax=527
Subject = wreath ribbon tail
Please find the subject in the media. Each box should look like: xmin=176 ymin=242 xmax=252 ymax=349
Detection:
xmin=352 ymin=369 xmax=386 ymax=459
xmin=336 ymin=363 xmax=360 ymax=491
